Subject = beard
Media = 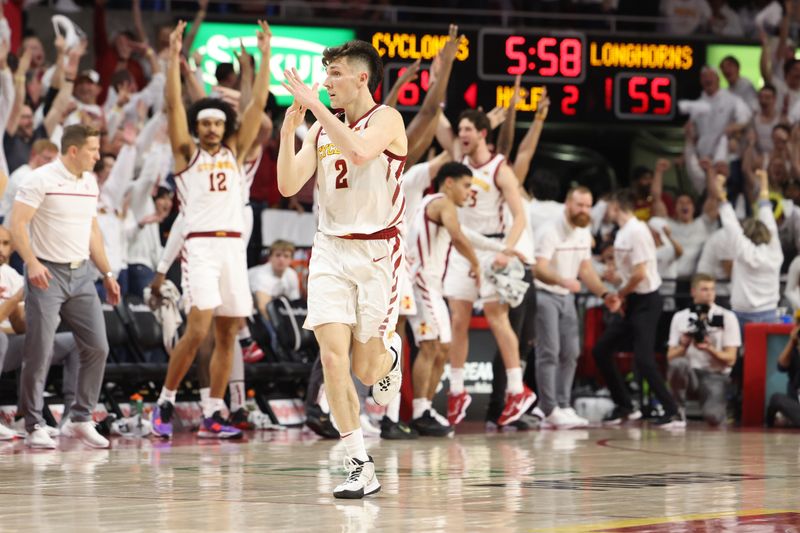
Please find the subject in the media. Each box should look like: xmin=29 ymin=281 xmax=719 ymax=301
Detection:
xmin=570 ymin=212 xmax=591 ymax=228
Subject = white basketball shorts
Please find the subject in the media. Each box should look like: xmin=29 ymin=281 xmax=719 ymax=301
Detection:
xmin=408 ymin=277 xmax=451 ymax=345
xmin=304 ymin=231 xmax=404 ymax=344
xmin=442 ymin=247 xmax=500 ymax=302
xmin=181 ymin=234 xmax=251 ymax=317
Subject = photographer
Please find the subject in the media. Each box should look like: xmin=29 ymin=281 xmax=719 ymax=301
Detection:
xmin=667 ymin=273 xmax=741 ymax=426
xmin=766 ymin=314 xmax=800 ymax=427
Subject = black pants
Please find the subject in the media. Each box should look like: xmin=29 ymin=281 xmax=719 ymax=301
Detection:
xmin=592 ymin=291 xmax=678 ymax=416
xmin=767 ymin=393 xmax=800 ymax=427
xmin=486 ymin=272 xmax=537 ymax=422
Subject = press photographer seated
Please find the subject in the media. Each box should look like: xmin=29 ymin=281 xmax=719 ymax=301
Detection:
xmin=667 ymin=273 xmax=741 ymax=426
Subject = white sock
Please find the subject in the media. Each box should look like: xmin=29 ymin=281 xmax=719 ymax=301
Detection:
xmin=203 ymin=397 xmax=226 ymax=418
xmin=385 ymin=393 xmax=401 ymax=422
xmin=159 ymin=387 xmax=177 ymax=405
xmin=199 ymin=387 xmax=210 ymax=405
xmin=340 ymin=427 xmax=368 ymax=462
xmin=229 ymin=381 xmax=246 ymax=412
xmin=318 ymin=387 xmax=330 ymax=414
xmin=237 ymin=325 xmax=252 ymax=341
xmin=412 ymin=398 xmax=429 ymax=420
xmin=450 ymin=368 xmax=465 ymax=394
xmin=506 ymin=367 xmax=523 ymax=394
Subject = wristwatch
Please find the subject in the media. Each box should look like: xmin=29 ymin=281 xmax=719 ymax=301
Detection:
xmin=104 ymin=271 xmax=114 ymax=279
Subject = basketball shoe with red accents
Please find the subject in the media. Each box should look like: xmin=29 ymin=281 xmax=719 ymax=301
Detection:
xmin=241 ymin=340 xmax=265 ymax=364
xmin=198 ymin=411 xmax=243 ymax=439
xmin=497 ymin=385 xmax=537 ymax=427
xmin=447 ymin=391 xmax=472 ymax=426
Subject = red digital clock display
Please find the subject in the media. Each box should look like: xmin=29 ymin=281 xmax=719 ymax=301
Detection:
xmin=479 ymin=29 xmax=586 ymax=83
xmin=614 ymin=73 xmax=675 ymax=120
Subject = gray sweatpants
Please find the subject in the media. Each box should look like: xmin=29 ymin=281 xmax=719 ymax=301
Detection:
xmin=19 ymin=260 xmax=108 ymax=432
xmin=534 ymin=291 xmax=580 ymax=415
xmin=1 ymin=333 xmax=81 ymax=422
xmin=668 ymin=357 xmax=729 ymax=426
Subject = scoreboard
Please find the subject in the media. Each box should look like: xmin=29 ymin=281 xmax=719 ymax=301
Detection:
xmin=364 ymin=27 xmax=705 ymax=124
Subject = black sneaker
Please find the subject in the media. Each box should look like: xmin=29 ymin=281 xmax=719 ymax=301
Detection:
xmin=602 ymin=406 xmax=643 ymax=425
xmin=227 ymin=408 xmax=253 ymax=431
xmin=305 ymin=404 xmax=339 ymax=439
xmin=652 ymin=411 xmax=686 ymax=429
xmin=379 ymin=416 xmax=418 ymax=440
xmin=410 ymin=410 xmax=454 ymax=437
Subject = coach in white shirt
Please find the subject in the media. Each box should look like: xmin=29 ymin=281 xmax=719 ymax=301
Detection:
xmin=533 ymin=186 xmax=620 ymax=428
xmin=9 ymin=124 xmax=120 ymax=450
xmin=711 ymin=169 xmax=782 ymax=333
xmin=592 ymin=189 xmax=683 ymax=428
xmin=667 ymin=273 xmax=740 ymax=426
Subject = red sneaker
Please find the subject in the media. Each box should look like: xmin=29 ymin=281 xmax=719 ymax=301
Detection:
xmin=242 ymin=341 xmax=265 ymax=364
xmin=447 ymin=391 xmax=472 ymax=426
xmin=497 ymin=386 xmax=537 ymax=427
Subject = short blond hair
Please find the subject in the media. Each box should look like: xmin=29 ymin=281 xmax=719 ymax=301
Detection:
xmin=269 ymin=239 xmax=295 ymax=257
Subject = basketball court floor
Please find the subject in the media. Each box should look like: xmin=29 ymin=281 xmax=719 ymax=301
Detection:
xmin=1 ymin=423 xmax=798 ymax=532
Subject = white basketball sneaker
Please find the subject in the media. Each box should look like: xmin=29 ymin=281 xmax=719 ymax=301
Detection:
xmin=372 ymin=333 xmax=402 ymax=406
xmin=25 ymin=425 xmax=57 ymax=449
xmin=333 ymin=455 xmax=381 ymax=499
xmin=61 ymin=420 xmax=110 ymax=449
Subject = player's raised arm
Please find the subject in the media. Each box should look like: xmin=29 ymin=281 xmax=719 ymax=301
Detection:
xmin=236 ymin=20 xmax=272 ymax=163
xmin=496 ymin=163 xmax=526 ymax=248
xmin=282 ymin=68 xmax=407 ymax=164
xmin=165 ymin=21 xmax=194 ymax=171
xmin=277 ymin=103 xmax=320 ymax=197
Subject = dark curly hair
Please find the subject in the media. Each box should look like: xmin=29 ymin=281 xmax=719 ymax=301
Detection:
xmin=186 ymin=98 xmax=238 ymax=140
xmin=322 ymin=40 xmax=383 ymax=94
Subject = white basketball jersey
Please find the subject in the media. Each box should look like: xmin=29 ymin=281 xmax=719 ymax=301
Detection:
xmin=174 ymin=145 xmax=245 ymax=234
xmin=406 ymin=193 xmax=451 ymax=290
xmin=458 ymin=153 xmax=506 ymax=235
xmin=316 ymin=104 xmax=406 ymax=236
xmin=242 ymin=151 xmax=261 ymax=205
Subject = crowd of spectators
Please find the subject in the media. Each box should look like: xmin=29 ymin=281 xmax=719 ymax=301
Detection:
xmin=0 ymin=0 xmax=796 ymax=433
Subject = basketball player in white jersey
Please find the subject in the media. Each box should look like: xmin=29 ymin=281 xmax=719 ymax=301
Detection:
xmin=407 ymin=161 xmax=524 ymax=436
xmin=149 ymin=20 xmax=272 ymax=439
xmin=278 ymin=40 xmax=407 ymax=499
xmin=443 ymin=109 xmax=536 ymax=428
xmin=151 ymin=114 xmax=272 ymax=429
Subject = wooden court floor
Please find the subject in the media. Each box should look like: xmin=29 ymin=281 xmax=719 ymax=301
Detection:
xmin=0 ymin=423 xmax=798 ymax=532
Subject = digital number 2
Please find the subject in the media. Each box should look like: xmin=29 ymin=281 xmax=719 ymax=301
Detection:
xmin=335 ymin=159 xmax=349 ymax=189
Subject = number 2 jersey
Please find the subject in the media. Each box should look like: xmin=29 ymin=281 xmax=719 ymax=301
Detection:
xmin=174 ymin=145 xmax=245 ymax=234
xmin=315 ymin=104 xmax=406 ymax=236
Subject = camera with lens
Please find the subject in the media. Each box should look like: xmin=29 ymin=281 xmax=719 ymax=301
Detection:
xmin=687 ymin=303 xmax=724 ymax=343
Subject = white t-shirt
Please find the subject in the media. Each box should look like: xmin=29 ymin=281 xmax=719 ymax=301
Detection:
xmin=15 ymin=159 xmax=99 ymax=263
xmin=668 ymin=303 xmax=741 ymax=373
xmin=660 ymin=0 xmax=711 ymax=35
xmin=693 ymin=89 xmax=751 ymax=158
xmin=0 ymin=164 xmax=32 ymax=220
xmin=696 ymin=227 xmax=735 ymax=296
xmin=0 ymin=263 xmax=23 ymax=330
xmin=248 ymin=263 xmax=300 ymax=300
xmin=614 ymin=216 xmax=661 ymax=294
xmin=668 ymin=215 xmax=717 ymax=279
xmin=534 ymin=215 xmax=592 ymax=295
xmin=721 ymin=202 xmax=783 ymax=312
xmin=528 ymin=198 xmax=565 ymax=234
xmin=774 ymin=78 xmax=800 ymax=121
xmin=728 ymin=78 xmax=758 ymax=110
